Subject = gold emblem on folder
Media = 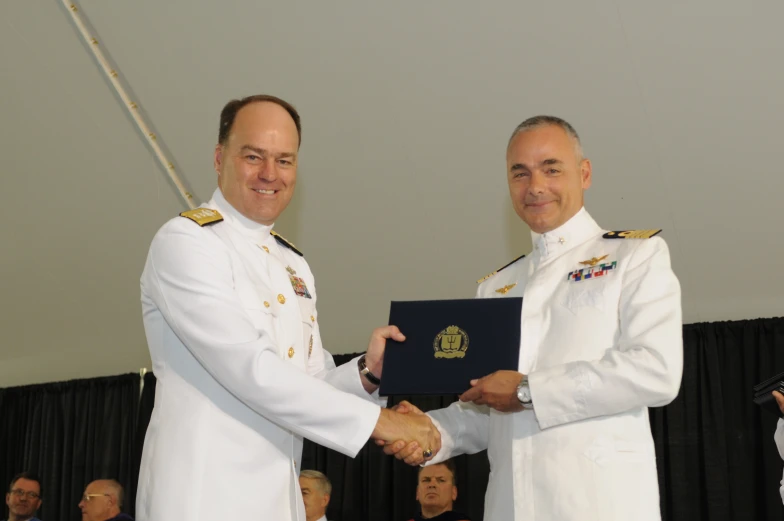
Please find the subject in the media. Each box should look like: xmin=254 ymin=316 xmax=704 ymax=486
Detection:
xmin=433 ymin=325 xmax=469 ymax=359
xmin=578 ymin=255 xmax=608 ymax=267
xmin=495 ymin=283 xmax=517 ymax=294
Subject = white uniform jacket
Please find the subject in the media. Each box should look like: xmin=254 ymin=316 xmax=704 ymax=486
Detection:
xmin=775 ymin=419 xmax=784 ymax=503
xmin=136 ymin=189 xmax=383 ymax=521
xmin=428 ymin=208 xmax=683 ymax=521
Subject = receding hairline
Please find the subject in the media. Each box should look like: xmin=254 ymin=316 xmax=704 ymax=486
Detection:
xmin=507 ymin=115 xmax=584 ymax=160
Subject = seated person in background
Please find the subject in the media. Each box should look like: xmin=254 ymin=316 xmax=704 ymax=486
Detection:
xmin=4 ymin=472 xmax=43 ymax=521
xmin=77 ymin=480 xmax=133 ymax=521
xmin=299 ymin=470 xmax=332 ymax=521
xmin=408 ymin=460 xmax=470 ymax=521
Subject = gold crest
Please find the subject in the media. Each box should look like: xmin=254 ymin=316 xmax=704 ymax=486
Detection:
xmin=433 ymin=325 xmax=469 ymax=359
xmin=495 ymin=283 xmax=517 ymax=294
xmin=578 ymin=255 xmax=608 ymax=267
xmin=286 ymin=266 xmax=297 ymax=275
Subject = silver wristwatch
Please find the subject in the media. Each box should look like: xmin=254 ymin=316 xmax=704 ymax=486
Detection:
xmin=517 ymin=376 xmax=533 ymax=410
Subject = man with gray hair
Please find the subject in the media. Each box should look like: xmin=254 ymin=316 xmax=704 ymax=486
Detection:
xmin=384 ymin=115 xmax=683 ymax=520
xmin=299 ymin=471 xmax=332 ymax=521
xmin=77 ymin=480 xmax=133 ymax=521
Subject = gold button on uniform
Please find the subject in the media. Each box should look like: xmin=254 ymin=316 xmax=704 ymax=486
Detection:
xmin=261 ymin=245 xmax=269 ymax=253
xmin=310 ymin=315 xmax=315 ymax=322
xmin=277 ymin=294 xmax=286 ymax=304
xmin=263 ymin=301 xmax=270 ymax=308
xmin=288 ymin=347 xmax=295 ymax=358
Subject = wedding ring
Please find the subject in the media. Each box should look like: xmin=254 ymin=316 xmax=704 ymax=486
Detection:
xmin=422 ymin=448 xmax=433 ymax=459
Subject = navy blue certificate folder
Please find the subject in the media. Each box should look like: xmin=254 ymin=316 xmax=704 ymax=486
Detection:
xmin=379 ymin=297 xmax=523 ymax=396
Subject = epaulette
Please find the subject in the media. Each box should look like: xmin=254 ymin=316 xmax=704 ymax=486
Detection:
xmin=602 ymin=229 xmax=661 ymax=240
xmin=271 ymin=230 xmax=303 ymax=256
xmin=179 ymin=208 xmax=223 ymax=226
xmin=476 ymin=254 xmax=526 ymax=284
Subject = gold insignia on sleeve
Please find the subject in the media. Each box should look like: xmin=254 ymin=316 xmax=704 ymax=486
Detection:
xmin=578 ymin=255 xmax=609 ymax=267
xmin=179 ymin=208 xmax=223 ymax=226
xmin=495 ymin=283 xmax=517 ymax=294
xmin=271 ymin=230 xmax=303 ymax=256
xmin=433 ymin=325 xmax=469 ymax=359
xmin=602 ymin=229 xmax=661 ymax=240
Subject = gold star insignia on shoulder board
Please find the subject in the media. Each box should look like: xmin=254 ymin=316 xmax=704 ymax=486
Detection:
xmin=179 ymin=208 xmax=223 ymax=226
xmin=579 ymin=255 xmax=608 ymax=267
xmin=602 ymin=229 xmax=662 ymax=239
xmin=495 ymin=283 xmax=517 ymax=294
xmin=476 ymin=253 xmax=527 ymax=284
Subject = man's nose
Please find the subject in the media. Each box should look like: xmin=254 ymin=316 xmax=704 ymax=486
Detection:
xmin=258 ymin=158 xmax=277 ymax=180
xmin=527 ymin=171 xmax=546 ymax=195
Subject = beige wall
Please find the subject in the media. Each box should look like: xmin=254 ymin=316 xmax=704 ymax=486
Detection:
xmin=1 ymin=1 xmax=783 ymax=387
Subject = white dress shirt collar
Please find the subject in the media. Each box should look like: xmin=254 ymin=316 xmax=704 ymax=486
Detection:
xmin=529 ymin=207 xmax=602 ymax=264
xmin=209 ymin=188 xmax=273 ymax=244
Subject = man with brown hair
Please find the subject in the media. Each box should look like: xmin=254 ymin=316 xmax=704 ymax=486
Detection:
xmin=3 ymin=473 xmax=43 ymax=521
xmin=408 ymin=460 xmax=470 ymax=521
xmin=136 ymin=94 xmax=439 ymax=521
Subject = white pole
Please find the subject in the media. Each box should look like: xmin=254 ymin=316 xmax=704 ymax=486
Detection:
xmin=60 ymin=1 xmax=196 ymax=209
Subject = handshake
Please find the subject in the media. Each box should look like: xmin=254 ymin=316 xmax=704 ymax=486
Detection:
xmin=371 ymin=401 xmax=441 ymax=466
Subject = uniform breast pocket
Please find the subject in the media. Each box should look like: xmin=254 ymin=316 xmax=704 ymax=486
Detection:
xmin=562 ymin=283 xmax=607 ymax=314
xmin=236 ymin=287 xmax=278 ymax=331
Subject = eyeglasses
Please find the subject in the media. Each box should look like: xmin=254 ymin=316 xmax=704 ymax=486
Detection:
xmin=10 ymin=489 xmax=41 ymax=499
xmin=81 ymin=493 xmax=111 ymax=503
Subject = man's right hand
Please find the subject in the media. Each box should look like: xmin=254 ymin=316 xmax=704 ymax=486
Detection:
xmin=773 ymin=390 xmax=784 ymax=415
xmin=371 ymin=401 xmax=440 ymax=466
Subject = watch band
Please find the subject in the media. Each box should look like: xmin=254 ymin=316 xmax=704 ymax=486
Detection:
xmin=358 ymin=355 xmax=381 ymax=385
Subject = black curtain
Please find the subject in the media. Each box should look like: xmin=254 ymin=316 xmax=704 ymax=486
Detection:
xmin=651 ymin=317 xmax=784 ymax=521
xmin=3 ymin=317 xmax=784 ymax=521
xmin=0 ymin=373 xmax=140 ymax=521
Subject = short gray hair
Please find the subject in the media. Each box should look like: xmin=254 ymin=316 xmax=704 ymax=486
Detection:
xmin=508 ymin=115 xmax=583 ymax=159
xmin=300 ymin=470 xmax=332 ymax=496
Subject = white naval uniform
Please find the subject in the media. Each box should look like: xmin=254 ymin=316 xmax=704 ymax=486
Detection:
xmin=136 ymin=188 xmax=384 ymax=521
xmin=775 ymin=419 xmax=784 ymax=503
xmin=428 ymin=208 xmax=683 ymax=521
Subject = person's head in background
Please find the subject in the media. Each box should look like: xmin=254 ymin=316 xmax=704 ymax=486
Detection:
xmin=299 ymin=470 xmax=331 ymax=521
xmin=5 ymin=472 xmax=43 ymax=521
xmin=416 ymin=460 xmax=459 ymax=519
xmin=77 ymin=479 xmax=124 ymax=521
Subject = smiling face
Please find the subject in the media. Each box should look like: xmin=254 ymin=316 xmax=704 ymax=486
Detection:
xmin=416 ymin=464 xmax=457 ymax=517
xmin=507 ymin=123 xmax=592 ymax=234
xmin=215 ymin=101 xmax=299 ymax=225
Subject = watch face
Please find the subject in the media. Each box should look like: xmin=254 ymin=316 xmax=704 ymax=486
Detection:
xmin=517 ymin=385 xmax=531 ymax=404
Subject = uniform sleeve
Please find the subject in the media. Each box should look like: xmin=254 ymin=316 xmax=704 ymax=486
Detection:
xmin=528 ymin=237 xmax=683 ymax=430
xmin=142 ymin=221 xmax=380 ymax=457
xmin=425 ymin=400 xmax=490 ymax=464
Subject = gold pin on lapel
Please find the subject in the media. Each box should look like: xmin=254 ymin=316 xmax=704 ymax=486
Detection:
xmin=495 ymin=283 xmax=517 ymax=294
xmin=579 ymin=255 xmax=608 ymax=267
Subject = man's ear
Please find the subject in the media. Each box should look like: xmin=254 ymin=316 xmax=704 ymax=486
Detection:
xmin=321 ymin=493 xmax=330 ymax=507
xmin=580 ymin=158 xmax=592 ymax=189
xmin=452 ymin=485 xmax=458 ymax=501
xmin=214 ymin=144 xmax=224 ymax=174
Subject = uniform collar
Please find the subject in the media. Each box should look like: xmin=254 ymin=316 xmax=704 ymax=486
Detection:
xmin=530 ymin=207 xmax=602 ymax=263
xmin=208 ymin=188 xmax=273 ymax=244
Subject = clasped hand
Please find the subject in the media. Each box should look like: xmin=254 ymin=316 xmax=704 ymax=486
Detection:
xmin=372 ymin=401 xmax=441 ymax=466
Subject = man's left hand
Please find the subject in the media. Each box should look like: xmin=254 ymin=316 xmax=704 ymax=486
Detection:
xmin=459 ymin=370 xmax=525 ymax=413
xmin=362 ymin=325 xmax=405 ymax=391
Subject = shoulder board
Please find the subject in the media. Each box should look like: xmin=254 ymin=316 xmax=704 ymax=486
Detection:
xmin=271 ymin=230 xmax=303 ymax=256
xmin=602 ymin=229 xmax=661 ymax=240
xmin=179 ymin=208 xmax=223 ymax=226
xmin=476 ymin=254 xmax=526 ymax=284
